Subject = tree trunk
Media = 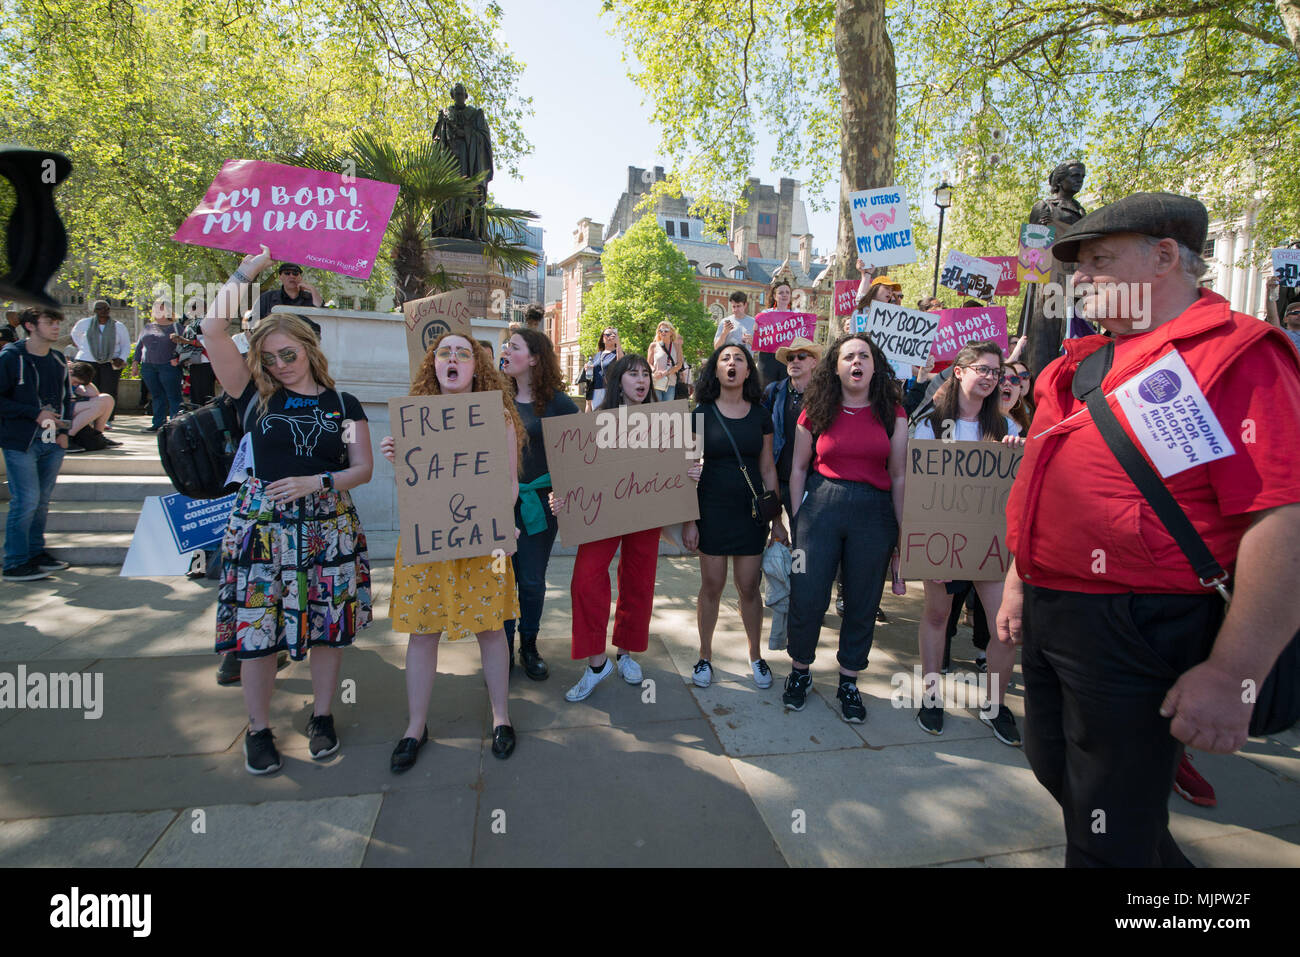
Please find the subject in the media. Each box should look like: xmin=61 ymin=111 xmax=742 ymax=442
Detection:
xmin=835 ymin=0 xmax=896 ymax=287
xmin=1278 ymin=0 xmax=1300 ymax=61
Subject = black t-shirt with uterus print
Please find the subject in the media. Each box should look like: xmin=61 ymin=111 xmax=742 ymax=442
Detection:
xmin=236 ymin=381 xmax=366 ymax=483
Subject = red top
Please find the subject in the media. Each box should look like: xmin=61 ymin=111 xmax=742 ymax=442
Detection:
xmin=799 ymin=404 xmax=906 ymax=490
xmin=1006 ymin=289 xmax=1300 ymax=594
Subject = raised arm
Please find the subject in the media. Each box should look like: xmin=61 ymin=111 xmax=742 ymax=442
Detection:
xmin=202 ymin=245 xmax=273 ymax=399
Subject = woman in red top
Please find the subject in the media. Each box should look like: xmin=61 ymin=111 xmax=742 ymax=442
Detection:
xmin=782 ymin=333 xmax=908 ymax=723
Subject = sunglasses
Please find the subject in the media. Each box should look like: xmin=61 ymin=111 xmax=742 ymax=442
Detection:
xmin=787 ymin=352 xmax=815 ymax=362
xmin=435 ymin=346 xmax=474 ymax=361
xmin=280 ymin=269 xmax=302 ymax=276
xmin=1001 ymin=373 xmax=1024 ymax=386
xmin=260 ymin=348 xmax=301 ymax=367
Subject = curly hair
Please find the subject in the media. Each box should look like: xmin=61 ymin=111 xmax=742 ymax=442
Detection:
xmin=694 ymin=343 xmax=763 ymax=405
xmin=412 ymin=331 xmax=525 ymax=462
xmin=597 ymin=353 xmax=659 ymax=410
xmin=246 ymin=314 xmax=336 ymax=417
xmin=506 ymin=326 xmax=565 ymax=415
xmin=926 ymin=340 xmax=1007 ymax=441
xmin=801 ymin=333 xmax=901 ymax=437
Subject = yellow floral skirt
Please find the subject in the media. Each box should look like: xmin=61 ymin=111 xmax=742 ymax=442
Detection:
xmin=388 ymin=539 xmax=519 ymax=640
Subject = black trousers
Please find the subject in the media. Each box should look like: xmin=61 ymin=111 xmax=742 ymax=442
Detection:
xmin=1022 ymin=585 xmax=1221 ymax=867
xmin=187 ymin=362 xmax=216 ymax=407
xmin=91 ymin=361 xmax=121 ymax=417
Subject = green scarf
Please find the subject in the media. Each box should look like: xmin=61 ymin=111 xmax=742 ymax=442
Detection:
xmin=518 ymin=473 xmax=553 ymax=535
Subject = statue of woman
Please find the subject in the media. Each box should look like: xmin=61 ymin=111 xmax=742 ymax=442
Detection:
xmin=1021 ymin=162 xmax=1086 ymax=378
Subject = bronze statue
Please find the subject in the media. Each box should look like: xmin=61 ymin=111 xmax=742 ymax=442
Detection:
xmin=432 ymin=83 xmax=494 ymax=239
xmin=1020 ymin=161 xmax=1086 ymax=378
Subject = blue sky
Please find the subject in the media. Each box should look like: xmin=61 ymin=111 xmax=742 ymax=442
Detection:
xmin=489 ymin=0 xmax=840 ymax=263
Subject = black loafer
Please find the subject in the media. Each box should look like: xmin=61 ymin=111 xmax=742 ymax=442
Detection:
xmin=390 ymin=727 xmax=429 ymax=773
xmin=519 ymin=646 xmax=549 ymax=681
xmin=491 ymin=724 xmax=516 ymax=759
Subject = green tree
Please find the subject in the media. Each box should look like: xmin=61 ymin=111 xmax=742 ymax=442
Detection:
xmin=580 ymin=215 xmax=713 ymax=365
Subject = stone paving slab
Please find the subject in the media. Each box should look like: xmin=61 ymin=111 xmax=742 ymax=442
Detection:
xmin=0 ymin=809 xmax=177 ymax=867
xmin=0 ymin=657 xmax=99 ymax=735
xmin=362 ymin=787 xmax=479 ymax=867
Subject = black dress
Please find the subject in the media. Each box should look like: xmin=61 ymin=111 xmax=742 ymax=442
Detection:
xmin=696 ymin=402 xmax=774 ymax=555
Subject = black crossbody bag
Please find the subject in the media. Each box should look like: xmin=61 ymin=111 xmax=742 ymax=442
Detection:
xmin=711 ymin=404 xmax=782 ymax=524
xmin=1074 ymin=342 xmax=1299 ymax=736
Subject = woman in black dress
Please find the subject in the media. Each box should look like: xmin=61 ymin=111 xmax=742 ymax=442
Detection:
xmin=683 ymin=344 xmax=788 ymax=690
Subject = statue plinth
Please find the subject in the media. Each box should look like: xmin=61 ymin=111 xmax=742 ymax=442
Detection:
xmin=427 ymin=241 xmax=514 ymax=325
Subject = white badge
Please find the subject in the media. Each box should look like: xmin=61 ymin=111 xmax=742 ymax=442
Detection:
xmin=225 ymin=432 xmax=255 ymax=487
xmin=1113 ymin=350 xmax=1235 ymax=478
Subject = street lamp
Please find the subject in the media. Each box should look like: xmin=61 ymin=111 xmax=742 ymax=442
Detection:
xmin=931 ymin=181 xmax=953 ymax=298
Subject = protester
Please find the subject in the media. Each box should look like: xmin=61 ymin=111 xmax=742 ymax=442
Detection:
xmin=762 ymin=336 xmax=822 ymax=523
xmin=848 ymin=260 xmax=904 ymax=333
xmin=684 ymin=344 xmax=787 ymax=689
xmin=69 ymin=300 xmax=130 ymax=418
xmin=201 ymin=245 xmax=373 ymax=775
xmin=1279 ymin=301 xmax=1300 ymax=352
xmin=501 ymin=326 xmax=578 ymax=681
xmin=999 ymin=362 xmax=1033 ymax=434
xmin=132 ymin=301 xmax=183 ymax=431
xmin=583 ymin=326 xmax=623 ymax=410
xmin=249 ymin=262 xmax=323 ymax=335
xmin=173 ymin=313 xmax=216 ymax=407
xmin=714 ymin=290 xmax=755 ymax=351
xmin=67 ymin=362 xmax=121 ymax=447
xmin=783 ymin=333 xmax=908 ymax=723
xmin=1 ymin=307 xmax=74 ymax=582
xmin=755 ymin=281 xmax=795 ymax=386
xmin=647 ymin=320 xmax=683 ymax=401
xmin=523 ymin=304 xmax=545 ymax=333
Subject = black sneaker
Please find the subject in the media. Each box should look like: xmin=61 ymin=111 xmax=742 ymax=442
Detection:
xmin=306 ymin=714 xmax=339 ymax=759
xmin=32 ymin=551 xmax=69 ymax=571
xmin=3 ymin=561 xmax=50 ymax=582
xmin=244 ymin=728 xmax=282 ymax=774
xmin=917 ymin=705 xmax=944 ymax=736
xmin=876 ymin=608 xmax=889 ymax=624
xmin=837 ymin=682 xmax=866 ymax=723
xmin=980 ymin=704 xmax=1022 ymax=747
xmin=783 ymin=670 xmax=812 ymax=711
xmin=973 ymin=653 xmax=988 ymax=674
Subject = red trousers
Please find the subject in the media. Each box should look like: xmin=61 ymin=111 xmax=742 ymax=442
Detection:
xmin=570 ymin=526 xmax=661 ymax=659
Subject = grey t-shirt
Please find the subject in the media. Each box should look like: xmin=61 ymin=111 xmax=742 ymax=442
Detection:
xmin=716 ymin=314 xmax=755 ymax=348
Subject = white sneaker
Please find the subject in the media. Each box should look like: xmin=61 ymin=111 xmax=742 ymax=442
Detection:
xmin=751 ymin=658 xmax=773 ymax=689
xmin=616 ymin=654 xmax=643 ymax=684
xmin=692 ymin=658 xmax=713 ymax=688
xmin=565 ymin=658 xmax=614 ymax=702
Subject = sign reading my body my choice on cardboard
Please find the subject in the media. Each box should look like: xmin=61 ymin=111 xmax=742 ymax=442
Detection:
xmin=172 ymin=160 xmax=399 ymax=279
xmin=541 ymin=400 xmax=700 ymax=547
xmin=900 ymin=440 xmax=1022 ymax=581
xmin=834 ymin=279 xmax=859 ymax=317
xmin=753 ymin=311 xmax=818 ymax=352
xmin=402 ymin=288 xmax=475 ymax=386
xmin=940 ymin=250 xmax=1001 ymax=303
xmin=1273 ymin=248 xmax=1300 ymax=287
xmin=853 ymin=303 xmax=939 ymax=365
xmin=389 ymin=391 xmax=516 ymax=565
xmin=931 ymin=307 xmax=1009 ymax=362
xmin=1113 ymin=350 xmax=1235 ymax=478
xmin=849 ymin=186 xmax=917 ymax=267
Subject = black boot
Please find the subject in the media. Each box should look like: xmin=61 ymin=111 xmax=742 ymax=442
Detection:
xmin=518 ymin=632 xmax=549 ymax=681
xmin=506 ymin=631 xmax=516 ymax=672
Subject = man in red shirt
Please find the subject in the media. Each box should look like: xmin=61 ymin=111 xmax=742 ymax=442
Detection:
xmin=996 ymin=192 xmax=1300 ymax=867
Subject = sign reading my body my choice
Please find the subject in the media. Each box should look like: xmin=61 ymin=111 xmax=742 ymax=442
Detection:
xmin=931 ymin=306 xmax=1009 ymax=362
xmin=753 ymin=311 xmax=818 ymax=352
xmin=172 ymin=160 xmax=399 ymax=279
xmin=389 ymin=392 xmax=516 ymax=565
xmin=848 ymin=186 xmax=917 ymax=267
xmin=853 ymin=303 xmax=939 ymax=365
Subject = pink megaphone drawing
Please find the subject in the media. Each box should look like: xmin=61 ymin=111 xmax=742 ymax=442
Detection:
xmin=859 ymin=207 xmax=896 ymax=232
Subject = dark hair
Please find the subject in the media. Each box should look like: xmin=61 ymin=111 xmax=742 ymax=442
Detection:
xmin=927 ymin=340 xmax=1007 ymax=441
xmin=597 ymin=353 xmax=659 ymax=410
xmin=694 ymin=343 xmax=764 ymax=405
xmin=962 ymin=299 xmax=983 ymax=308
xmin=1007 ymin=361 xmax=1034 ymax=432
xmin=802 ymin=334 xmax=900 ymax=437
xmin=279 ymin=263 xmax=303 ymax=274
xmin=597 ymin=326 xmax=619 ymax=352
xmin=729 ymin=290 xmax=748 ymax=304
xmin=506 ymin=326 xmax=564 ymax=414
xmin=18 ymin=306 xmax=62 ymax=333
xmin=0 ymin=325 xmax=16 ymax=344
xmin=70 ymin=361 xmax=96 ymax=382
xmin=524 ymin=305 xmax=544 ymax=326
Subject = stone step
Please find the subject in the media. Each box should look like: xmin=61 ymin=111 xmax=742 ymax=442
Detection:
xmin=22 ymin=502 xmax=143 ymax=533
xmin=48 ymin=474 xmax=176 ymax=501
xmin=43 ymin=531 xmax=135 ymax=567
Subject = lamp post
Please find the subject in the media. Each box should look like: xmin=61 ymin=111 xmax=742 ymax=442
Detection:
xmin=931 ymin=181 xmax=953 ymax=298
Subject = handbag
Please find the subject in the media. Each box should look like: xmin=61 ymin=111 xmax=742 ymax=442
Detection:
xmin=1074 ymin=341 xmax=1299 ymax=736
xmin=711 ymin=404 xmax=782 ymax=524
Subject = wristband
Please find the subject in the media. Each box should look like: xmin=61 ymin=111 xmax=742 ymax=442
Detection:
xmin=231 ymin=268 xmax=251 ymax=285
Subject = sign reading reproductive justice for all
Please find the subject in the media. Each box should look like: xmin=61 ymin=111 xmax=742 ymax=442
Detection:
xmin=900 ymin=440 xmax=1022 ymax=581
xmin=849 ymin=186 xmax=917 ymax=267
xmin=389 ymin=392 xmax=516 ymax=565
xmin=541 ymin=400 xmax=700 ymax=547
xmin=402 ymin=288 xmax=474 ymax=386
xmin=853 ymin=303 xmax=939 ymax=365
xmin=753 ymin=311 xmax=818 ymax=352
xmin=173 ymin=160 xmax=399 ymax=279
xmin=931 ymin=307 xmax=1009 ymax=362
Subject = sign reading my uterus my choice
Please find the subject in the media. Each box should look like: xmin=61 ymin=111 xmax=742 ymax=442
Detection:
xmin=849 ymin=186 xmax=917 ymax=267
xmin=172 ymin=160 xmax=399 ymax=279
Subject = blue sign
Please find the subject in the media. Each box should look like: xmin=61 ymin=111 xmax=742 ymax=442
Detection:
xmin=159 ymin=491 xmax=238 ymax=553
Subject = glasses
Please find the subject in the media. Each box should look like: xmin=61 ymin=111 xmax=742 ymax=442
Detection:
xmin=280 ymin=269 xmax=302 ymax=277
xmin=787 ymin=353 xmax=815 ymax=362
xmin=435 ymin=346 xmax=474 ymax=361
xmin=964 ymin=364 xmax=1002 ymax=378
xmin=260 ymin=348 xmax=301 ymax=367
xmin=1000 ymin=373 xmax=1024 ymax=386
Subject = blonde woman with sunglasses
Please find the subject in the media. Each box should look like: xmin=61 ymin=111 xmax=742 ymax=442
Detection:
xmin=201 ymin=245 xmax=375 ymax=776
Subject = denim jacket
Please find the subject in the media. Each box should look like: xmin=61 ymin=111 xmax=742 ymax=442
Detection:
xmin=762 ymin=378 xmax=793 ymax=466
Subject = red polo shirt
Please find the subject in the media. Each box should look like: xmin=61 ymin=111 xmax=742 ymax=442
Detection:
xmin=1006 ymin=289 xmax=1300 ymax=594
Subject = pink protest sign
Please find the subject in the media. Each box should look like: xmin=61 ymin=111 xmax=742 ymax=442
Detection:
xmin=931 ymin=307 xmax=1008 ymax=362
xmin=834 ymin=280 xmax=858 ymax=317
xmin=753 ymin=311 xmax=818 ymax=353
xmin=172 ymin=160 xmax=399 ymax=279
xmin=979 ymin=256 xmax=1021 ymax=297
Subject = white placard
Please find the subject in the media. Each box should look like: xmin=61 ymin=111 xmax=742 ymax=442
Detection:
xmin=848 ymin=186 xmax=917 ymax=267
xmin=1113 ymin=350 xmax=1235 ymax=478
xmin=224 ymin=432 xmax=255 ymax=487
xmin=1272 ymin=248 xmax=1300 ymax=288
xmin=853 ymin=302 xmax=940 ymax=365
xmin=120 ymin=497 xmax=196 ymax=577
xmin=940 ymin=250 xmax=1002 ymax=303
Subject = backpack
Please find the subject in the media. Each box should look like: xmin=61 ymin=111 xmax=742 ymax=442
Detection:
xmin=157 ymin=392 xmax=249 ymax=499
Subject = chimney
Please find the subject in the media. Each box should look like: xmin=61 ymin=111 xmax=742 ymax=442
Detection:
xmin=734 ymin=224 xmax=748 ymax=266
xmin=574 ymin=217 xmax=605 ymax=249
xmin=798 ymin=234 xmax=812 ymax=274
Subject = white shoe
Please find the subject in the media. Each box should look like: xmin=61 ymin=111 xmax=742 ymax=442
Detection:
xmin=616 ymin=654 xmax=643 ymax=684
xmin=565 ymin=658 xmax=614 ymax=702
xmin=751 ymin=658 xmax=773 ymax=689
xmin=692 ymin=658 xmax=713 ymax=688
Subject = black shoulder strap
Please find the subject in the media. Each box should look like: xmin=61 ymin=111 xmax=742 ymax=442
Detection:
xmin=710 ymin=404 xmax=762 ymax=500
xmin=1073 ymin=342 xmax=1229 ymax=596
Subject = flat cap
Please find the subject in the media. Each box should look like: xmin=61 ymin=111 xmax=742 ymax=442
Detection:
xmin=1051 ymin=191 xmax=1208 ymax=263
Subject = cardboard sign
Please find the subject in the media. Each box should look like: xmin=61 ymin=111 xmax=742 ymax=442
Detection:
xmin=979 ymin=256 xmax=1022 ymax=297
xmin=172 ymin=159 xmax=398 ymax=279
xmin=834 ymin=279 xmax=859 ymax=317
xmin=1018 ymin=224 xmax=1055 ymax=284
xmin=402 ymin=288 xmax=474 ymax=385
xmin=159 ymin=491 xmax=238 ymax=553
xmin=848 ymin=186 xmax=917 ymax=267
xmin=389 ymin=391 xmax=517 ymax=565
xmin=753 ymin=311 xmax=818 ymax=353
xmin=900 ymin=440 xmax=1022 ymax=580
xmin=541 ymin=400 xmax=700 ymax=547
xmin=121 ymin=497 xmax=196 ymax=577
xmin=853 ymin=303 xmax=939 ymax=365
xmin=931 ymin=307 xmax=1009 ymax=362
xmin=940 ymin=251 xmax=1000 ymax=303
xmin=1273 ymin=248 xmax=1300 ymax=288
xmin=1113 ymin=350 xmax=1235 ymax=478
